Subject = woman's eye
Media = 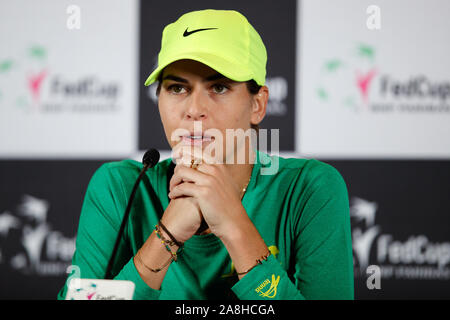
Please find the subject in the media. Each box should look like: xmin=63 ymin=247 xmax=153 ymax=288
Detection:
xmin=168 ymin=84 xmax=186 ymax=94
xmin=212 ymin=84 xmax=229 ymax=94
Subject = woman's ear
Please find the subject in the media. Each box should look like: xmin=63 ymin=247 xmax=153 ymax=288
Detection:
xmin=251 ymin=85 xmax=269 ymax=126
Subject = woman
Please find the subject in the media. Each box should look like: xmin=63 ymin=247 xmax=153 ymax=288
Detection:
xmin=58 ymin=9 xmax=354 ymax=300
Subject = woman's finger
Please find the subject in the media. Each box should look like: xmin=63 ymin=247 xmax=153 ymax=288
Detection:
xmin=179 ymin=146 xmax=218 ymax=166
xmin=169 ymin=181 xmax=204 ymax=199
xmin=169 ymin=165 xmax=210 ymax=191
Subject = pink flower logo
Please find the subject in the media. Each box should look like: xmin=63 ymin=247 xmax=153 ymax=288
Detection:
xmin=356 ymin=68 xmax=377 ymax=105
xmin=27 ymin=69 xmax=47 ymax=104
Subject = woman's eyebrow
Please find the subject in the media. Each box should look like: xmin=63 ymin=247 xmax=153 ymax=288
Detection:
xmin=162 ymin=74 xmax=188 ymax=83
xmin=204 ymin=73 xmax=226 ymax=82
xmin=161 ymin=73 xmax=228 ymax=83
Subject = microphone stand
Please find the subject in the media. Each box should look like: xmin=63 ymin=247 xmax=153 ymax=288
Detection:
xmin=104 ymin=150 xmax=159 ymax=279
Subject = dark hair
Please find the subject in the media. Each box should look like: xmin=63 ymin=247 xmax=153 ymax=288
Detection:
xmin=245 ymin=80 xmax=262 ymax=133
xmin=155 ymin=74 xmax=262 ymax=133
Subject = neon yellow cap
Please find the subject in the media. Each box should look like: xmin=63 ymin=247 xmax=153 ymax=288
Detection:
xmin=144 ymin=9 xmax=267 ymax=87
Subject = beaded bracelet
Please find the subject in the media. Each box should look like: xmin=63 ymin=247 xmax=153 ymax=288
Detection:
xmin=154 ymin=223 xmax=184 ymax=261
xmin=158 ymin=221 xmax=184 ymax=248
xmin=154 ymin=225 xmax=176 ymax=258
xmin=236 ymin=252 xmax=271 ymax=276
xmin=134 ymin=223 xmax=185 ymax=274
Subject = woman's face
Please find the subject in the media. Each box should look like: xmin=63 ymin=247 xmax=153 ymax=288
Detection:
xmin=157 ymin=59 xmax=267 ymax=163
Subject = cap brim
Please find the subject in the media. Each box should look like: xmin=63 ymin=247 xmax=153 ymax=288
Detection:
xmin=144 ymin=52 xmax=253 ymax=86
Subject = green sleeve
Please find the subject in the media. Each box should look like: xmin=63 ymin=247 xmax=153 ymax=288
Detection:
xmin=57 ymin=163 xmax=161 ymax=300
xmin=232 ymin=161 xmax=354 ymax=300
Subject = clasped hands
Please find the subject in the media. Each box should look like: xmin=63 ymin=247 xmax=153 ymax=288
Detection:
xmin=164 ymin=145 xmax=247 ymax=242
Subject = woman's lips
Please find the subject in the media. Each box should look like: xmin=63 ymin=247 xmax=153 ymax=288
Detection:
xmin=181 ymin=136 xmax=214 ymax=146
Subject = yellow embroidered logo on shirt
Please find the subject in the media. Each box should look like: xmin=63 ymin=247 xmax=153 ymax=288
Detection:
xmin=255 ymin=274 xmax=280 ymax=298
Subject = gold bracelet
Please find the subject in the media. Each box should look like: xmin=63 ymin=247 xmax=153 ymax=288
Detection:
xmin=236 ymin=252 xmax=271 ymax=275
xmin=135 ymin=249 xmax=173 ymax=273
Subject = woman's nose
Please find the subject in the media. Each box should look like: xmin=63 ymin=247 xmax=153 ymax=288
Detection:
xmin=184 ymin=89 xmax=208 ymax=120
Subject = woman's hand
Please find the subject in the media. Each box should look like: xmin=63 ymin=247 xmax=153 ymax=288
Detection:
xmin=160 ymin=195 xmax=203 ymax=243
xmin=168 ymin=146 xmax=248 ymax=240
xmin=167 ymin=145 xmax=270 ymax=279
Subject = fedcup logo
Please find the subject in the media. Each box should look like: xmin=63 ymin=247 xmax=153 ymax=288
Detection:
xmin=0 ymin=45 xmax=48 ymax=110
xmin=350 ymin=196 xmax=450 ymax=282
xmin=170 ymin=121 xmax=279 ymax=175
xmin=317 ymin=43 xmax=450 ymax=114
xmin=68 ymin=280 xmax=98 ymax=300
xmin=0 ymin=195 xmax=75 ymax=276
xmin=316 ymin=43 xmax=378 ymax=113
xmin=0 ymin=45 xmax=120 ymax=114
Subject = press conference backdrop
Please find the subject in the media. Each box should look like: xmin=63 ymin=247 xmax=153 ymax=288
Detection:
xmin=0 ymin=0 xmax=449 ymax=299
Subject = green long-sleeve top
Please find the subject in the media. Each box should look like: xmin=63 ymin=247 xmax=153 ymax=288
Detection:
xmin=57 ymin=149 xmax=354 ymax=300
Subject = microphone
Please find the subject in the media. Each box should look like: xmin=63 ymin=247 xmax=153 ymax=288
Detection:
xmin=104 ymin=149 xmax=160 ymax=279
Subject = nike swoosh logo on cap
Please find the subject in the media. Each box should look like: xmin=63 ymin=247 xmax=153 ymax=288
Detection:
xmin=183 ymin=27 xmax=218 ymax=37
